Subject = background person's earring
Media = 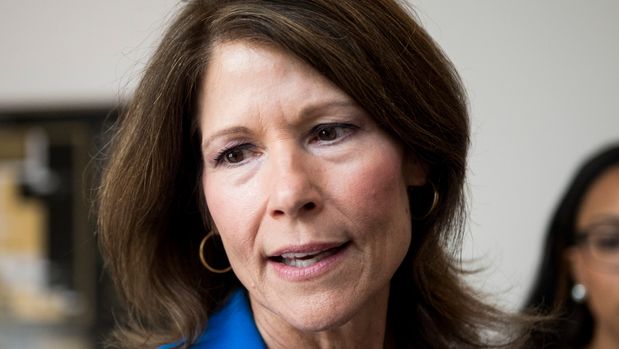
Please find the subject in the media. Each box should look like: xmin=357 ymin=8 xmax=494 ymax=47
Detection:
xmin=571 ymin=283 xmax=587 ymax=303
xmin=409 ymin=182 xmax=439 ymax=220
xmin=199 ymin=231 xmax=232 ymax=273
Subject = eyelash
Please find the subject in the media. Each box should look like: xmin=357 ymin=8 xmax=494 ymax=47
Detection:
xmin=212 ymin=123 xmax=358 ymax=167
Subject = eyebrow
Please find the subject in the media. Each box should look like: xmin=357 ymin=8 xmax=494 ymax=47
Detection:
xmin=201 ymin=99 xmax=362 ymax=150
xmin=579 ymin=215 xmax=619 ymax=231
xmin=298 ymin=100 xmax=360 ymax=119
xmin=201 ymin=126 xmax=253 ymax=151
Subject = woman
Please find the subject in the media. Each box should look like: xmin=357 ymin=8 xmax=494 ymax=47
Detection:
xmin=524 ymin=144 xmax=619 ymax=349
xmin=98 ymin=1 xmax=525 ymax=348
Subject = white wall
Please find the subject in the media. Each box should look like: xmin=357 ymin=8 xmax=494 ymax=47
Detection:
xmin=411 ymin=0 xmax=619 ymax=308
xmin=0 ymin=0 xmax=179 ymax=109
xmin=1 ymin=0 xmax=618 ymax=309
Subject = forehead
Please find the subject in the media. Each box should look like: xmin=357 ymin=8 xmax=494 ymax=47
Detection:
xmin=208 ymin=40 xmax=296 ymax=78
xmin=198 ymin=40 xmax=354 ymax=130
xmin=577 ymin=166 xmax=619 ymax=228
xmin=202 ymin=40 xmax=335 ymax=93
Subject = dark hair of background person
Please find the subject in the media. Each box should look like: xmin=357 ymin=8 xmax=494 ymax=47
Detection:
xmin=98 ymin=1 xmax=529 ymax=348
xmin=523 ymin=143 xmax=619 ymax=349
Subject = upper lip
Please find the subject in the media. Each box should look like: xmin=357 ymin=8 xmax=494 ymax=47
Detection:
xmin=267 ymin=241 xmax=348 ymax=258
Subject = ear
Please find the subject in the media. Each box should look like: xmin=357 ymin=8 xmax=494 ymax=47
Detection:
xmin=404 ymin=155 xmax=427 ymax=186
xmin=564 ymin=247 xmax=586 ymax=285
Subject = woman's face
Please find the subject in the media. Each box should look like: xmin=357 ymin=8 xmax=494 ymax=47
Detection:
xmin=199 ymin=40 xmax=424 ymax=331
xmin=570 ymin=166 xmax=619 ymax=337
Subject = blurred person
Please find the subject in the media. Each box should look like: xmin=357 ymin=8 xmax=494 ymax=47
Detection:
xmin=98 ymin=0 xmax=534 ymax=348
xmin=525 ymin=143 xmax=619 ymax=349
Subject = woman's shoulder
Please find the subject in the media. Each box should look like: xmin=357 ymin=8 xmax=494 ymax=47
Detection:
xmin=159 ymin=289 xmax=266 ymax=349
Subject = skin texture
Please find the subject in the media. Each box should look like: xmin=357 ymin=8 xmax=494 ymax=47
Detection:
xmin=199 ymin=41 xmax=424 ymax=348
xmin=569 ymin=166 xmax=619 ymax=349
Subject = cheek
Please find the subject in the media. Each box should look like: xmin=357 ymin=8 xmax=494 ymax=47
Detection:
xmin=587 ymin=273 xmax=619 ymax=301
xmin=202 ymin=175 xmax=257 ymax=244
xmin=202 ymin=176 xmax=229 ymax=230
xmin=350 ymin=144 xmax=408 ymax=209
xmin=338 ymin=145 xmax=411 ymax=243
xmin=584 ymin=272 xmax=619 ymax=320
xmin=202 ymin=175 xmax=262 ymax=282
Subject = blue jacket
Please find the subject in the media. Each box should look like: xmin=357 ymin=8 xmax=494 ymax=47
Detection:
xmin=159 ymin=289 xmax=267 ymax=348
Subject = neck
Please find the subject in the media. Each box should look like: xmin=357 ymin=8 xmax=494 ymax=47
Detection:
xmin=253 ymin=285 xmax=393 ymax=349
xmin=588 ymin=322 xmax=619 ymax=349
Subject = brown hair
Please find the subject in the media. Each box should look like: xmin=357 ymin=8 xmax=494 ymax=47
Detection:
xmin=98 ymin=0 xmax=526 ymax=348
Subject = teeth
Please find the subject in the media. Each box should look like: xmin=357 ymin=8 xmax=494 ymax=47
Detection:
xmin=281 ymin=250 xmax=323 ymax=259
xmin=283 ymin=257 xmax=321 ymax=268
xmin=280 ymin=248 xmax=338 ymax=268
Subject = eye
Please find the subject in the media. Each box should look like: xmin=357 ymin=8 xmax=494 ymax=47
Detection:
xmin=224 ymin=149 xmax=244 ymax=163
xmin=310 ymin=123 xmax=357 ymax=144
xmin=214 ymin=143 xmax=257 ymax=166
xmin=318 ymin=127 xmax=338 ymax=141
xmin=594 ymin=234 xmax=619 ymax=252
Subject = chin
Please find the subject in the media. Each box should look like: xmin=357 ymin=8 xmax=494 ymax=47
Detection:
xmin=275 ymin=294 xmax=361 ymax=332
xmin=283 ymin=309 xmax=353 ymax=332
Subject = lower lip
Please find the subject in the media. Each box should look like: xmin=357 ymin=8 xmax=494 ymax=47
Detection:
xmin=268 ymin=244 xmax=349 ymax=282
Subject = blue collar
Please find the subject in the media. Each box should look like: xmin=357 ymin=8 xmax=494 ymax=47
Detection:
xmin=160 ymin=289 xmax=266 ymax=349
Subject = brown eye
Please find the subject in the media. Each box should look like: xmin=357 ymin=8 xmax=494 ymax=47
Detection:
xmin=311 ymin=123 xmax=357 ymax=144
xmin=215 ymin=143 xmax=256 ymax=166
xmin=318 ymin=127 xmax=338 ymax=141
xmin=225 ymin=149 xmax=245 ymax=163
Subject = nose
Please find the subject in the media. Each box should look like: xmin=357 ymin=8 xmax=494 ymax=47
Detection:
xmin=266 ymin=146 xmax=322 ymax=219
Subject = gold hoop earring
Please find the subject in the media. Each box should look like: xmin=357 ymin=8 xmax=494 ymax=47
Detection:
xmin=411 ymin=182 xmax=439 ymax=220
xmin=199 ymin=231 xmax=232 ymax=274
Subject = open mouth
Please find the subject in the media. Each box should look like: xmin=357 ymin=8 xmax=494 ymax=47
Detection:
xmin=269 ymin=242 xmax=350 ymax=268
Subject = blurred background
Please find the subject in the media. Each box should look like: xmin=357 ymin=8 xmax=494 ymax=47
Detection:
xmin=0 ymin=1 xmax=179 ymax=347
xmin=0 ymin=1 xmax=617 ymax=348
